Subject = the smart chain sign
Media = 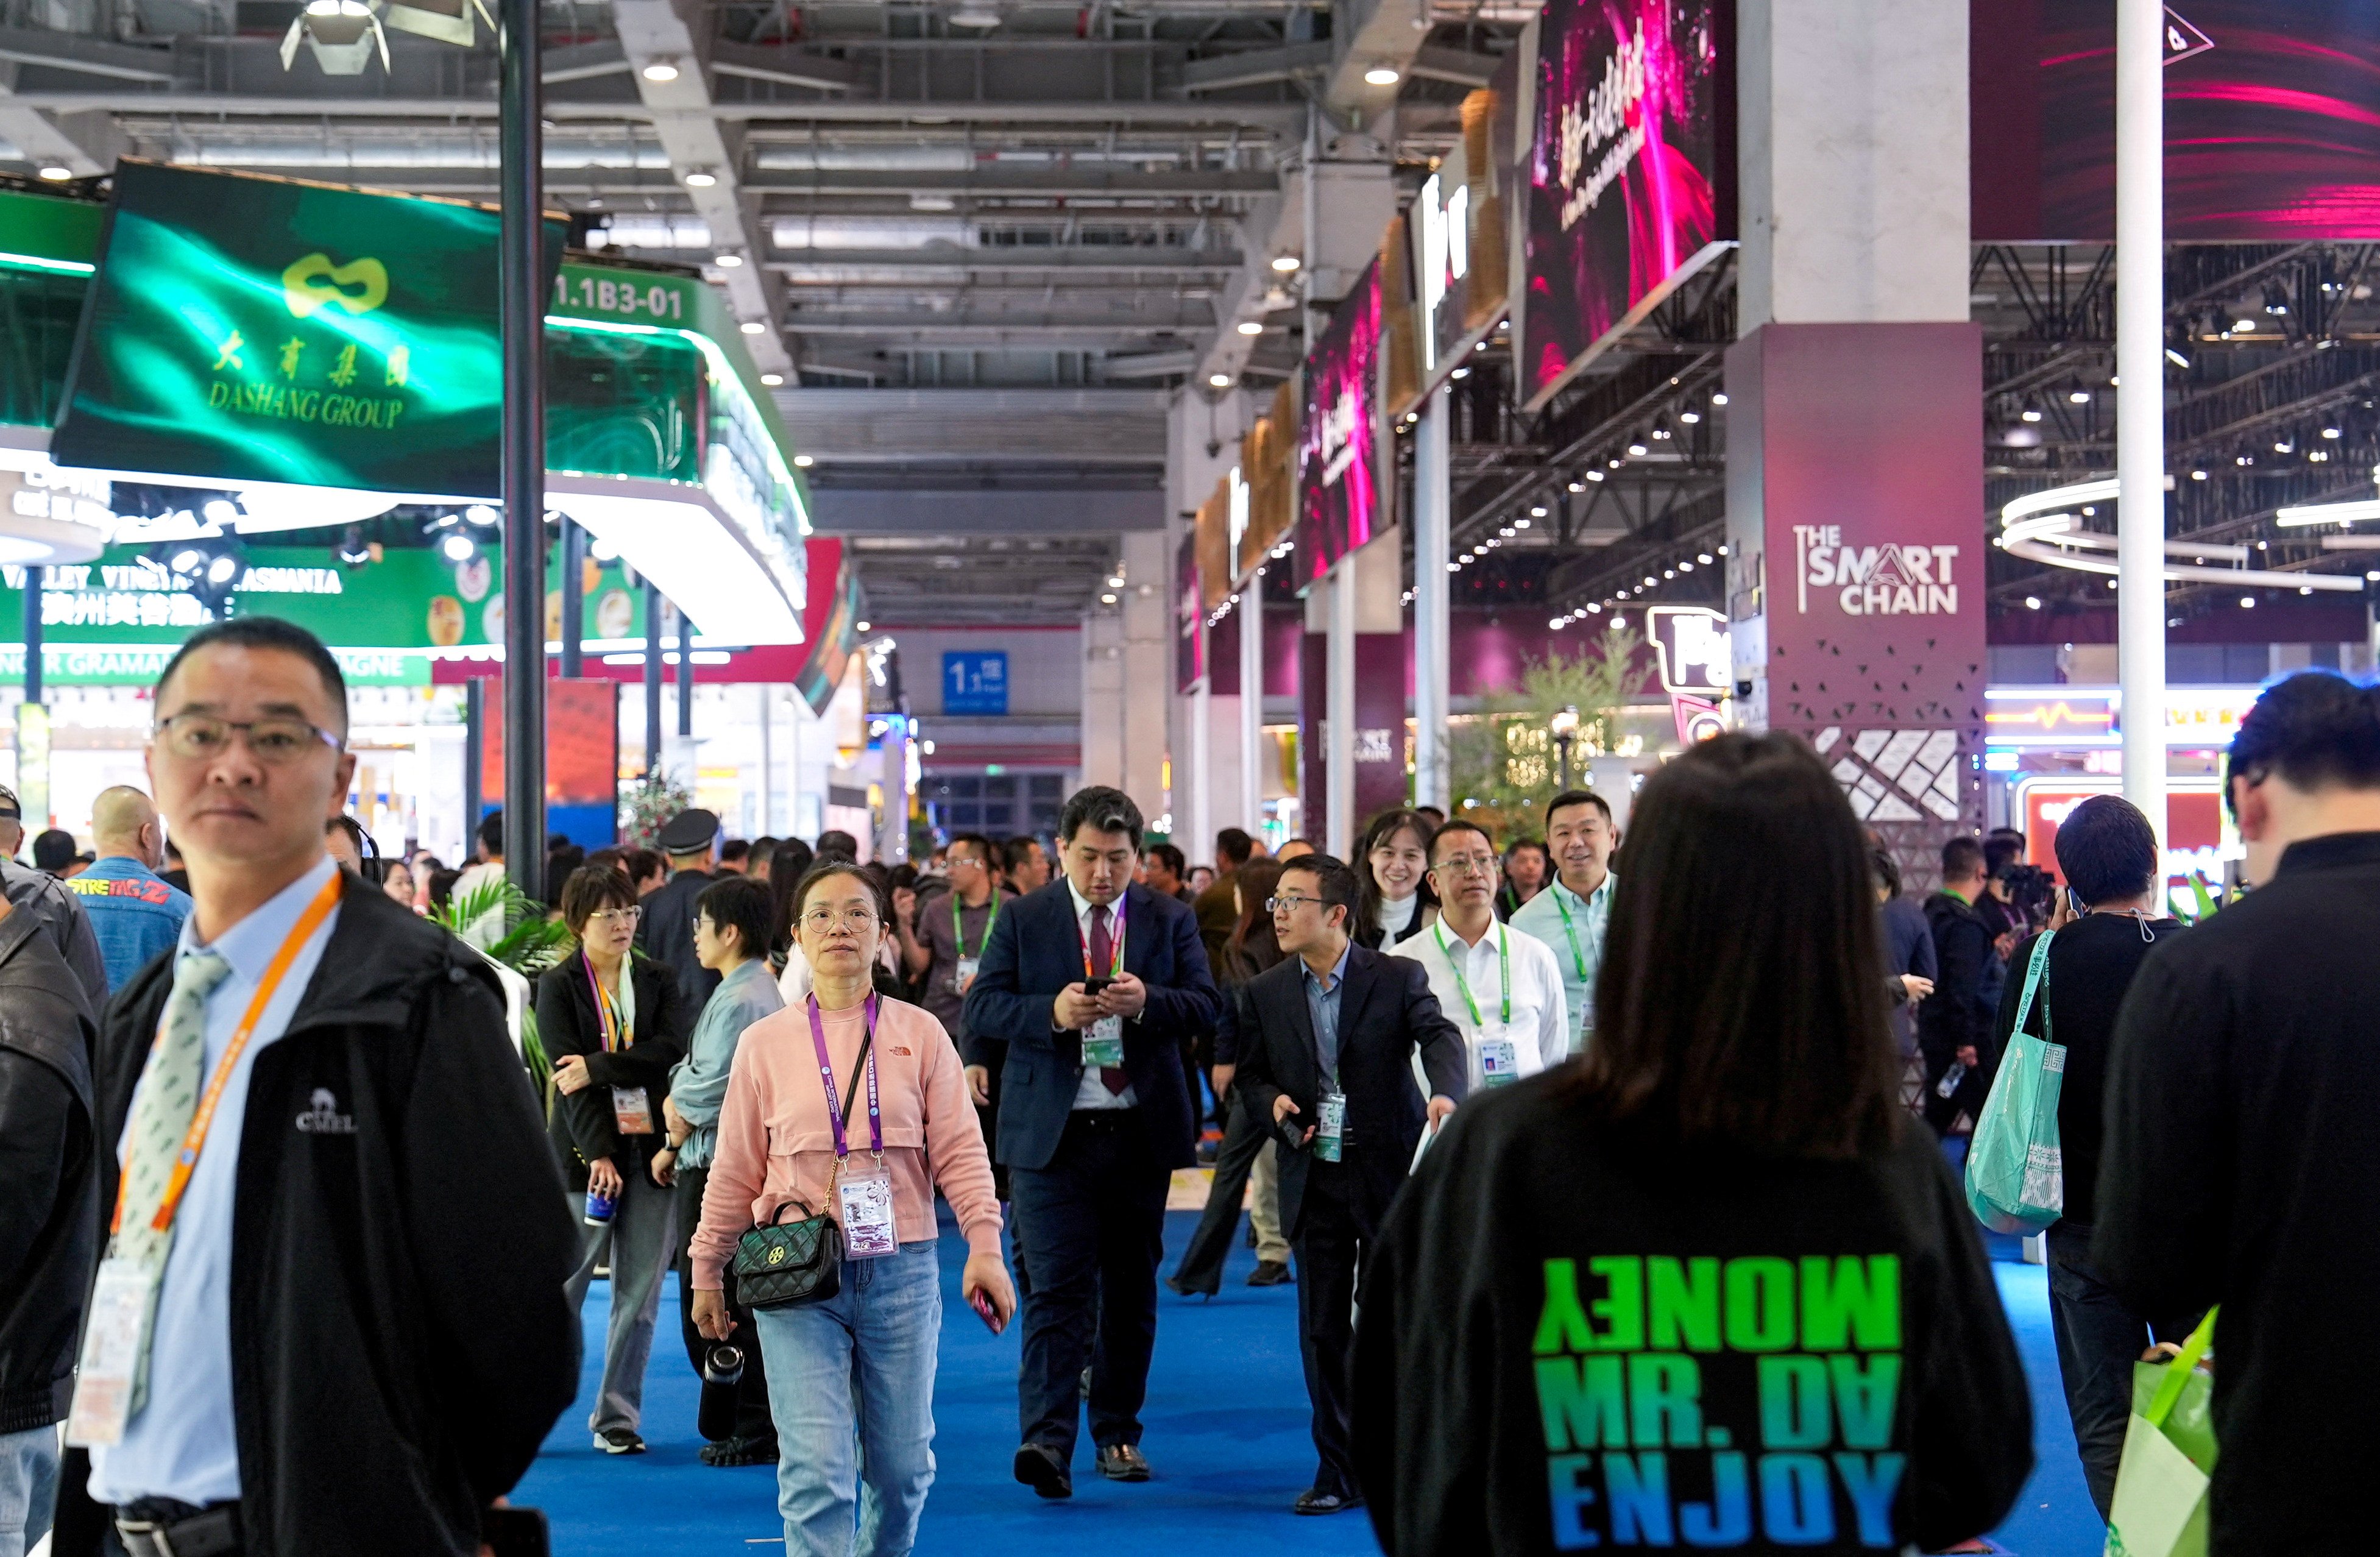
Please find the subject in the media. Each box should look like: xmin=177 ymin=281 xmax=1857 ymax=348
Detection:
xmin=53 ymin=161 xmax=562 ymax=497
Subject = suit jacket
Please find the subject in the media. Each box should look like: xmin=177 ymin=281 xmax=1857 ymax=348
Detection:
xmin=1193 ymin=871 xmax=1242 ymax=975
xmin=1232 ymin=941 xmax=1467 ymax=1237
xmin=962 ymin=878 xmax=1220 ymax=1171
xmin=534 ymin=952 xmax=688 ymax=1183
xmin=639 ymin=868 xmax=720 ymax=1010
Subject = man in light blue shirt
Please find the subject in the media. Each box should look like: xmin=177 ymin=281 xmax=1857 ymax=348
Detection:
xmin=660 ymin=873 xmax=785 ymax=1465
xmin=65 ymin=787 xmax=191 ymax=994
xmin=1507 ymin=787 xmax=1620 ymax=1058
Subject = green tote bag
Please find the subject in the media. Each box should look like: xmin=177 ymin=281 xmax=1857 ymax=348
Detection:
xmin=1965 ymin=932 xmax=2066 ymax=1233
xmin=2105 ymin=1308 xmax=2219 ymax=1557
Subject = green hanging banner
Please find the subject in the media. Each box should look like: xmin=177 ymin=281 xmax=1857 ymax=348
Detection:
xmin=51 ymin=161 xmax=564 ymax=498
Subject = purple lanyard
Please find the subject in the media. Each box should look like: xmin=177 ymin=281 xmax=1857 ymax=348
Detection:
xmin=807 ymin=993 xmax=882 ymax=1160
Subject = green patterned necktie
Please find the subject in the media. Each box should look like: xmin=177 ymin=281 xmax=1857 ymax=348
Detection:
xmin=114 ymin=946 xmax=233 ymax=1408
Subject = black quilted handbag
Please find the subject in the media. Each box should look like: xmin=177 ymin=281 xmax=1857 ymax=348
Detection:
xmin=733 ymin=1197 xmax=843 ymax=1310
xmin=730 ymin=1026 xmax=871 ymax=1310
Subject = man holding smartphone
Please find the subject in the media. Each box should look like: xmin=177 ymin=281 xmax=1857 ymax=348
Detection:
xmin=964 ymin=786 xmax=1219 ymax=1500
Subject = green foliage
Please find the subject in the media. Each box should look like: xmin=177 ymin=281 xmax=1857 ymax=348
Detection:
xmin=1447 ymin=624 xmax=1642 ymax=840
xmin=620 ymin=772 xmax=694 ymax=849
xmin=434 ymin=876 xmax=574 ymax=1099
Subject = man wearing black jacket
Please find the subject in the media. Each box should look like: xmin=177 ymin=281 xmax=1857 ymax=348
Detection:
xmin=1918 ymin=836 xmax=1996 ymax=1133
xmin=2098 ymin=671 xmax=2380 ymax=1555
xmin=0 ymin=890 xmax=98 ymax=1557
xmin=1233 ymin=854 xmax=1466 ymax=1516
xmin=52 ymin=617 xmax=579 ymax=1557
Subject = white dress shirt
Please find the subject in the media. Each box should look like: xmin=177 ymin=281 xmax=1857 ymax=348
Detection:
xmin=1063 ymin=879 xmax=1136 ymax=1110
xmin=1390 ymin=913 xmax=1570 ymax=1088
xmin=90 ymin=854 xmax=342 ymax=1507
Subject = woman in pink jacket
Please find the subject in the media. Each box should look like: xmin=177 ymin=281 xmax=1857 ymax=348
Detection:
xmin=692 ymin=861 xmax=1015 ymax=1556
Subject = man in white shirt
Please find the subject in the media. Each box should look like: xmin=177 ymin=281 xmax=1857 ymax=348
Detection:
xmin=54 ymin=617 xmax=577 ymax=1557
xmin=1507 ymin=787 xmax=1619 ymax=1059
xmin=1390 ymin=819 xmax=1569 ymax=1088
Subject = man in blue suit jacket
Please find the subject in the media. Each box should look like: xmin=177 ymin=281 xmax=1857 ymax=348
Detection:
xmin=963 ymin=784 xmax=1220 ymax=1499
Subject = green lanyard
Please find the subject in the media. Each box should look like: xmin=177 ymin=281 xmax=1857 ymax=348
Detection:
xmin=952 ymin=891 xmax=998 ymax=959
xmin=1549 ymin=880 xmax=1592 ymax=982
xmin=1433 ymin=921 xmax=1511 ymax=1028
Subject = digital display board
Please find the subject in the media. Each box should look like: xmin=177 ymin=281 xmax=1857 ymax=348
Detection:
xmin=1295 ymin=258 xmax=1384 ymax=589
xmin=1518 ymin=0 xmax=1732 ymax=410
xmin=1972 ymin=0 xmax=2380 ymax=241
xmin=52 ymin=162 xmax=564 ymax=497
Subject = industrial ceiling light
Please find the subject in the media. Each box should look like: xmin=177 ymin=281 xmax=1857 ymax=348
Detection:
xmin=1679 ymin=406 xmax=1702 ymax=425
xmin=1650 ymin=416 xmax=1673 ymax=441
xmin=1697 ymin=552 xmax=1714 ymax=564
xmin=714 ymin=252 xmax=744 ymax=268
xmin=335 ymin=526 xmax=373 ymax=569
xmin=1627 ymin=436 xmax=1649 ymax=457
xmin=1270 ymin=255 xmax=1302 ymax=274
xmin=792 ymin=453 xmax=815 ymax=468
xmin=641 ymin=60 xmax=681 ymax=81
xmin=2019 ymin=396 xmax=2044 ymax=423
xmin=37 ymin=165 xmax=73 ymax=182
xmin=381 ymin=0 xmax=493 ymax=48
xmin=1364 ymin=65 xmax=1401 ymax=85
xmin=951 ymin=4 xmax=1002 ymax=26
xmin=440 ymin=533 xmax=477 ymax=562
xmin=2067 ymin=385 xmax=2091 ymax=405
xmin=464 ymin=504 xmax=501 ymax=527
xmin=1567 ymin=480 xmax=1585 ymax=493
xmin=1235 ymin=319 xmax=1264 ymax=336
xmin=909 ymin=193 xmax=957 ymax=212
xmin=760 ymin=372 xmax=785 ymax=386
xmin=282 ymin=0 xmax=389 ymax=74
xmin=1208 ymin=372 xmax=1232 ymax=388
xmin=2323 ymin=424 xmax=2344 ymax=439
xmin=1586 ymin=470 xmax=1605 ymax=483
xmin=1709 ymin=391 xmax=1727 ymax=406
xmin=683 ymin=170 xmax=718 ymax=188
xmin=740 ymin=321 xmax=765 ymax=335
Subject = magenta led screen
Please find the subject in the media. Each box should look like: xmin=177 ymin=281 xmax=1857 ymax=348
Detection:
xmin=1972 ymin=0 xmax=2380 ymax=241
xmin=1296 ymin=260 xmax=1384 ymax=589
xmin=1520 ymin=0 xmax=1730 ymax=408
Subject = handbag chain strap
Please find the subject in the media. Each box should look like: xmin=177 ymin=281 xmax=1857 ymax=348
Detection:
xmin=760 ymin=1030 xmax=874 ymax=1229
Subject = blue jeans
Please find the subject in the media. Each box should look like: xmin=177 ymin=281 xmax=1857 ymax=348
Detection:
xmin=0 ymin=1425 xmax=57 ymax=1557
xmin=753 ymin=1241 xmax=942 ymax=1557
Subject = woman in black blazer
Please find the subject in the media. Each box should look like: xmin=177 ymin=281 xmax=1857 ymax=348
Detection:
xmin=537 ymin=865 xmax=689 ymax=1456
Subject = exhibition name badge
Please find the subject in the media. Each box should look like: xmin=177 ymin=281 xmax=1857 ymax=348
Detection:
xmin=1080 ymin=898 xmax=1127 ymax=1069
xmin=809 ymin=994 xmax=898 ymax=1258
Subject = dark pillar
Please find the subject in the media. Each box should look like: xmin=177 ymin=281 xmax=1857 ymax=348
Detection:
xmin=498 ymin=0 xmax=545 ymax=895
xmin=21 ymin=567 xmax=40 ymax=704
xmin=464 ymin=677 xmax=485 ymax=847
xmin=675 ymin=601 xmax=694 ymax=739
xmin=644 ymin=581 xmax=664 ymax=778
xmin=558 ymin=517 xmax=583 ymax=678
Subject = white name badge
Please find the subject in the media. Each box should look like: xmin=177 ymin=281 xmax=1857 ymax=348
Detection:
xmin=612 ymin=1085 xmax=656 ymax=1135
xmin=837 ymin=1163 xmax=899 ymax=1258
xmin=1479 ymin=1036 xmax=1521 ymax=1088
xmin=65 ymin=1256 xmax=158 ymax=1447
xmin=954 ymin=957 xmax=980 ymax=995
xmin=1315 ymin=1091 xmax=1347 ymax=1163
xmin=1082 ymin=1015 xmax=1125 ymax=1068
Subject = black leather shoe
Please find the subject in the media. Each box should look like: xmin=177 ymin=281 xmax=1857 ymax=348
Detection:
xmin=1014 ymin=1443 xmax=1072 ymax=1500
xmin=1246 ymin=1259 xmax=1293 ymax=1287
xmin=699 ymin=1433 xmax=777 ymax=1466
xmin=1096 ymin=1442 xmax=1152 ymax=1481
xmin=1295 ymin=1488 xmax=1365 ymax=1516
xmin=1164 ymin=1273 xmax=1217 ymax=1299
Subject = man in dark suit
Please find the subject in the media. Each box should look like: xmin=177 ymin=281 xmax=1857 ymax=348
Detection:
xmin=1192 ymin=826 xmax=1261 ymax=973
xmin=1233 ymin=852 xmax=1465 ymax=1516
xmin=637 ymin=807 xmax=720 ymax=1009
xmin=963 ymin=785 xmax=1220 ymax=1500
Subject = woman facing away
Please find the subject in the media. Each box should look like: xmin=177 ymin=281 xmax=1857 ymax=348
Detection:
xmin=692 ymin=861 xmax=1016 ymax=1557
xmin=1351 ymin=732 xmax=2032 ymax=1555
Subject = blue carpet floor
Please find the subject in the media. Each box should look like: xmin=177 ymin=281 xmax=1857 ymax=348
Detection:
xmin=518 ymin=1210 xmax=2109 ymax=1556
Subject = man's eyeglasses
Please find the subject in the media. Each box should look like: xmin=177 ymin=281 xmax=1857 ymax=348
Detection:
xmin=1433 ymin=854 xmax=1500 ymax=878
xmin=1266 ymin=895 xmax=1325 ymax=913
xmin=802 ymin=906 xmax=880 ymax=932
xmin=585 ymin=907 xmax=642 ymax=928
xmin=155 ymin=712 xmax=344 ymax=764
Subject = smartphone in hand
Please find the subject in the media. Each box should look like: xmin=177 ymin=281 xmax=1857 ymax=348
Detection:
xmin=971 ymin=1290 xmax=1005 ymax=1334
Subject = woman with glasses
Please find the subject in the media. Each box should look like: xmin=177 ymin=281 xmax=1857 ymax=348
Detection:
xmin=1354 ymin=809 xmax=1440 ymax=949
xmin=692 ymin=862 xmax=1014 ymax=1557
xmin=538 ymin=864 xmax=690 ymax=1455
xmin=1352 ymin=734 xmax=2031 ymax=1553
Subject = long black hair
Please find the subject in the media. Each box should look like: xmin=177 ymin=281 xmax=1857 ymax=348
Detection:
xmin=1572 ymin=732 xmax=1900 ymax=1158
xmin=1351 ymin=807 xmax=1440 ymax=949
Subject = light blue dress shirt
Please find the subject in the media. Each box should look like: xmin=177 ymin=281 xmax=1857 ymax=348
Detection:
xmin=669 ymin=957 xmax=786 ymax=1170
xmin=88 ymin=855 xmax=341 ymax=1508
xmin=1298 ymin=941 xmax=1352 ymax=1087
xmin=1507 ymin=870 xmax=1615 ymax=1056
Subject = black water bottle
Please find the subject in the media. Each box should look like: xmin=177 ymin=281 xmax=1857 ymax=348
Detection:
xmin=697 ymin=1344 xmax=745 ymax=1441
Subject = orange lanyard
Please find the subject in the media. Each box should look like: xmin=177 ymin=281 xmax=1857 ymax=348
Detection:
xmin=112 ymin=868 xmax=344 ymax=1237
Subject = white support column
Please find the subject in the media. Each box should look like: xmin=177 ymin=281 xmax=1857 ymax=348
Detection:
xmin=1188 ymin=676 xmax=1211 ymax=863
xmin=1326 ymin=559 xmax=1357 ymax=856
xmin=1412 ymin=384 xmax=1453 ymax=812
xmin=2117 ymin=0 xmax=2168 ymax=853
xmin=1241 ymin=587 xmax=1266 ymax=836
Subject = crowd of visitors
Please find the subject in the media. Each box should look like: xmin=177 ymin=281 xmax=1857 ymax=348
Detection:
xmin=4 ymin=609 xmax=2375 ymax=1555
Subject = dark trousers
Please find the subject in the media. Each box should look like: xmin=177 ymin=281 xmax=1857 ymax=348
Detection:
xmin=1009 ymin=1108 xmax=1171 ymax=1464
xmin=1171 ymin=1087 xmax=1270 ymax=1294
xmin=673 ymin=1166 xmax=775 ymax=1442
xmin=1294 ymin=1160 xmax=1382 ymax=1500
xmin=2046 ymin=1220 xmax=2194 ymax=1522
xmin=1919 ymin=1046 xmax=1989 ymax=1135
